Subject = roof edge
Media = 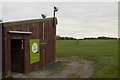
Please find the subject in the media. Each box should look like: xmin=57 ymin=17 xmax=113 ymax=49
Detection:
xmin=3 ymin=17 xmax=57 ymax=27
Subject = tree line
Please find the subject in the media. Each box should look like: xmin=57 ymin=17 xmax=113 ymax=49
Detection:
xmin=56 ymin=35 xmax=119 ymax=40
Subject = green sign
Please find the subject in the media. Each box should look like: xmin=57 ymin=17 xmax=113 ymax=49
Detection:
xmin=30 ymin=39 xmax=40 ymax=64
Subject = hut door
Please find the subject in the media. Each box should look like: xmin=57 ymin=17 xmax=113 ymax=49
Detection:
xmin=11 ymin=39 xmax=24 ymax=73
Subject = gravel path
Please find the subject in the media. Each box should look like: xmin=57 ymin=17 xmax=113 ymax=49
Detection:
xmin=13 ymin=56 xmax=94 ymax=78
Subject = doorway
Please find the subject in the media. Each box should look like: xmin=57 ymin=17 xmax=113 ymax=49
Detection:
xmin=11 ymin=39 xmax=24 ymax=73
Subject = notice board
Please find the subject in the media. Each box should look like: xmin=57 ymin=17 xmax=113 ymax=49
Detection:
xmin=30 ymin=39 xmax=40 ymax=64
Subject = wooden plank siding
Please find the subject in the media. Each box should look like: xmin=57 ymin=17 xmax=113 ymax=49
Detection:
xmin=2 ymin=17 xmax=57 ymax=77
xmin=0 ymin=23 xmax=2 ymax=79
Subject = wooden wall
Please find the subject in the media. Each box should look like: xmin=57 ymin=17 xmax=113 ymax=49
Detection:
xmin=2 ymin=18 xmax=57 ymax=77
xmin=0 ymin=23 xmax=2 ymax=79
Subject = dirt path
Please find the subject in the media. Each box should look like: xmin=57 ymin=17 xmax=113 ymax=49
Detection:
xmin=49 ymin=56 xmax=94 ymax=78
xmin=14 ymin=56 xmax=94 ymax=78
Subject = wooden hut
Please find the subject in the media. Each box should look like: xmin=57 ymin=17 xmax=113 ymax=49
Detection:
xmin=1 ymin=17 xmax=57 ymax=77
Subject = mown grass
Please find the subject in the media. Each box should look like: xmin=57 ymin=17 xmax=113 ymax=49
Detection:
xmin=56 ymin=40 xmax=118 ymax=78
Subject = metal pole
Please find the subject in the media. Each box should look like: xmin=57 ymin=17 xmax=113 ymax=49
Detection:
xmin=43 ymin=21 xmax=44 ymax=39
xmin=41 ymin=14 xmax=46 ymax=70
xmin=53 ymin=8 xmax=56 ymax=63
xmin=43 ymin=19 xmax=45 ymax=69
xmin=54 ymin=10 xmax=55 ymax=18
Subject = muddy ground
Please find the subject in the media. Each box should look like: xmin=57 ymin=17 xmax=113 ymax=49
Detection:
xmin=13 ymin=56 xmax=94 ymax=78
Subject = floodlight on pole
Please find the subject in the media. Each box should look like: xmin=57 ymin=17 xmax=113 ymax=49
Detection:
xmin=54 ymin=6 xmax=59 ymax=18
xmin=41 ymin=14 xmax=47 ymax=19
xmin=41 ymin=13 xmax=47 ymax=39
xmin=41 ymin=13 xmax=47 ymax=68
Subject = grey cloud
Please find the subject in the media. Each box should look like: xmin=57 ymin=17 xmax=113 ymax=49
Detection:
xmin=2 ymin=2 xmax=118 ymax=38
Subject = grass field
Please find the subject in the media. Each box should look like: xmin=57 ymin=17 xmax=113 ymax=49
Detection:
xmin=56 ymin=40 xmax=118 ymax=78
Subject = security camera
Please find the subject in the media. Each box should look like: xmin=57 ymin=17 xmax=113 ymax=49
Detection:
xmin=54 ymin=6 xmax=58 ymax=12
xmin=41 ymin=14 xmax=47 ymax=19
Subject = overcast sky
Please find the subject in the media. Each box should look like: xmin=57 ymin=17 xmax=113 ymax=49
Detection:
xmin=1 ymin=2 xmax=118 ymax=38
